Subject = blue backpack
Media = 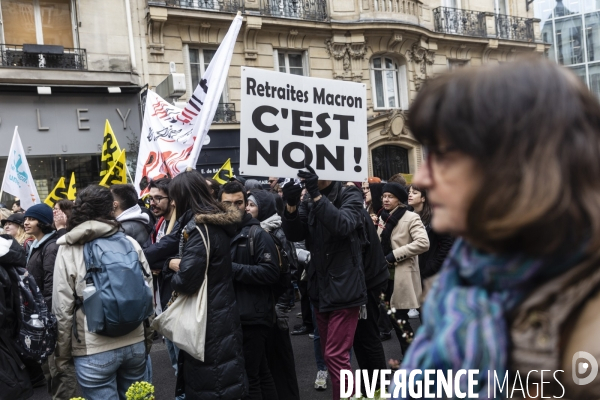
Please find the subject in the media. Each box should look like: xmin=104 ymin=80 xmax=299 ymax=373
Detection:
xmin=77 ymin=232 xmax=153 ymax=338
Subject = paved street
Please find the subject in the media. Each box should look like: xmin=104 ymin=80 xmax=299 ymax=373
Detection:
xmin=31 ymin=305 xmax=419 ymax=400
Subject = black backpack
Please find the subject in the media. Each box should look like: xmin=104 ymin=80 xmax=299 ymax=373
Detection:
xmin=6 ymin=266 xmax=57 ymax=362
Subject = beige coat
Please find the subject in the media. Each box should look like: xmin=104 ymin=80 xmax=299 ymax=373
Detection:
xmin=378 ymin=208 xmax=429 ymax=310
xmin=52 ymin=221 xmax=152 ymax=371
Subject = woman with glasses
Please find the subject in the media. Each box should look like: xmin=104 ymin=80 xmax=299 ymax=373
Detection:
xmin=395 ymin=59 xmax=600 ymax=398
xmin=376 ymin=182 xmax=429 ymax=357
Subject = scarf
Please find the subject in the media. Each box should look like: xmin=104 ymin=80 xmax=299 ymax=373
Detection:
xmin=379 ymin=206 xmax=407 ymax=256
xmin=397 ymin=239 xmax=584 ymax=399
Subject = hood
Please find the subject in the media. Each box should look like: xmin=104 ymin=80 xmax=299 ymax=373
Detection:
xmin=116 ymin=205 xmax=150 ymax=224
xmin=260 ymin=214 xmax=281 ymax=231
xmin=195 ymin=206 xmax=244 ymax=237
xmin=57 ymin=221 xmax=120 ymax=246
xmin=250 ymin=190 xmax=278 ymax=222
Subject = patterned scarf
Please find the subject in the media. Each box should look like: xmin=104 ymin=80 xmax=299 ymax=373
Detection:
xmin=397 ymin=238 xmax=584 ymax=399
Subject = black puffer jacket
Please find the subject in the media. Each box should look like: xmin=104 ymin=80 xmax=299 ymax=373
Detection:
xmin=172 ymin=207 xmax=248 ymax=400
xmin=419 ymin=225 xmax=455 ymax=280
xmin=0 ymin=236 xmax=33 ymax=400
xmin=230 ymin=213 xmax=280 ymax=327
xmin=282 ymin=182 xmax=367 ymax=312
xmin=26 ymin=231 xmax=59 ymax=310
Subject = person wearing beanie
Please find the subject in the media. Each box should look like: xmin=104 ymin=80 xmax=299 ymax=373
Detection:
xmin=24 ymin=203 xmax=77 ymax=399
xmin=375 ymin=182 xmax=429 ymax=356
xmin=246 ymin=189 xmax=300 ymax=400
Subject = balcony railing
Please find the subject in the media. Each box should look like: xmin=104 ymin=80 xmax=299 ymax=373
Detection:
xmin=165 ymin=0 xmax=243 ymax=13
xmin=213 ymin=103 xmax=236 ymax=123
xmin=260 ymin=0 xmax=328 ymax=22
xmin=432 ymin=7 xmax=536 ymax=42
xmin=496 ymin=14 xmax=534 ymax=41
xmin=0 ymin=44 xmax=87 ymax=70
xmin=433 ymin=7 xmax=487 ymax=37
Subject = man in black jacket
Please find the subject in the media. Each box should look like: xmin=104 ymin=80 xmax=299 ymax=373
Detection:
xmin=219 ymin=182 xmax=280 ymax=400
xmin=111 ymin=184 xmax=153 ymax=247
xmin=281 ymin=168 xmax=367 ymax=400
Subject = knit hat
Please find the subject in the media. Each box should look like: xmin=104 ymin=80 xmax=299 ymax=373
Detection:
xmin=1 ymin=213 xmax=24 ymax=227
xmin=23 ymin=204 xmax=53 ymax=226
xmin=382 ymin=182 xmax=408 ymax=204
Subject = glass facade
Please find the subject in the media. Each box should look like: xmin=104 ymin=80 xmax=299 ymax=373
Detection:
xmin=537 ymin=0 xmax=600 ymax=96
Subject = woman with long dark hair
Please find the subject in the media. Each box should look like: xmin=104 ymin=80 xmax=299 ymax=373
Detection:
xmin=395 ymin=59 xmax=600 ymax=398
xmin=407 ymin=185 xmax=454 ymax=282
xmin=167 ymin=170 xmax=248 ymax=399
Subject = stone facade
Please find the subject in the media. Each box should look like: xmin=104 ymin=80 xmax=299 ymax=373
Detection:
xmin=139 ymin=0 xmax=546 ymax=178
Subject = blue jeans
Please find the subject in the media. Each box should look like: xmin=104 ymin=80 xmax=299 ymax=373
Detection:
xmin=73 ymin=341 xmax=146 ymax=400
xmin=143 ymin=354 xmax=152 ymax=383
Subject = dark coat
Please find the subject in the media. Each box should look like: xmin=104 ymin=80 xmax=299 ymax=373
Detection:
xmin=0 ymin=236 xmax=33 ymax=400
xmin=230 ymin=213 xmax=280 ymax=327
xmin=418 ymin=226 xmax=455 ymax=280
xmin=143 ymin=218 xmax=180 ymax=311
xmin=120 ymin=220 xmax=151 ymax=249
xmin=26 ymin=231 xmax=59 ymax=311
xmin=359 ymin=207 xmax=389 ymax=292
xmin=172 ymin=208 xmax=248 ymax=400
xmin=282 ymin=182 xmax=367 ymax=312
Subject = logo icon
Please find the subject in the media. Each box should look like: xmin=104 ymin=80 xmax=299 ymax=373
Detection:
xmin=572 ymin=351 xmax=599 ymax=385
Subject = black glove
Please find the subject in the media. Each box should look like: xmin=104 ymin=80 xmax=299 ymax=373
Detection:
xmin=281 ymin=178 xmax=303 ymax=207
xmin=298 ymin=165 xmax=320 ymax=199
xmin=385 ymin=253 xmax=396 ymax=265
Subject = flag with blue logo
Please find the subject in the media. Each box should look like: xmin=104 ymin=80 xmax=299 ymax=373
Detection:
xmin=1 ymin=127 xmax=40 ymax=210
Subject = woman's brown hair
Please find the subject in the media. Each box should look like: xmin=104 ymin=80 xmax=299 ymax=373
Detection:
xmin=408 ymin=185 xmax=432 ymax=227
xmin=408 ymin=58 xmax=600 ymax=256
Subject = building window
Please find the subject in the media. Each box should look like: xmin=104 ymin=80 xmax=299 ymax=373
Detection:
xmin=274 ymin=50 xmax=307 ymax=76
xmin=371 ymin=145 xmax=410 ymax=180
xmin=189 ymin=48 xmax=227 ymax=102
xmin=448 ymin=59 xmax=469 ymax=70
xmin=370 ymin=56 xmax=408 ymax=110
xmin=1 ymin=0 xmax=75 ymax=47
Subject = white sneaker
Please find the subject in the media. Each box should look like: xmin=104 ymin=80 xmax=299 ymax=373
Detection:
xmin=315 ymin=370 xmax=328 ymax=390
xmin=408 ymin=309 xmax=419 ymax=318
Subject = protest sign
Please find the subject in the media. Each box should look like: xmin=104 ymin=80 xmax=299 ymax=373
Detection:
xmin=240 ymin=67 xmax=368 ymax=182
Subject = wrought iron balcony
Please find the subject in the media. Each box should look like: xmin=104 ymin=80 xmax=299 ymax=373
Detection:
xmin=260 ymin=0 xmax=328 ymax=22
xmin=433 ymin=7 xmax=487 ymax=37
xmin=0 ymin=44 xmax=87 ymax=70
xmin=164 ymin=0 xmax=243 ymax=13
xmin=495 ymin=14 xmax=535 ymax=42
xmin=213 ymin=103 xmax=236 ymax=123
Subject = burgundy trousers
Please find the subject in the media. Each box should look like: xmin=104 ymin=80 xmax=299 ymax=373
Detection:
xmin=315 ymin=306 xmax=360 ymax=400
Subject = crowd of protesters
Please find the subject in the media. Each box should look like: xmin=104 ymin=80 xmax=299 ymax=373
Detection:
xmin=1 ymin=58 xmax=600 ymax=400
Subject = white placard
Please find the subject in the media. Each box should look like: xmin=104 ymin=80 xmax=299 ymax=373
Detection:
xmin=240 ymin=67 xmax=368 ymax=181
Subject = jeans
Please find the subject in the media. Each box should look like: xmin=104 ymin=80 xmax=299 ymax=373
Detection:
xmin=315 ymin=306 xmax=360 ymax=400
xmin=73 ymin=341 xmax=146 ymax=400
xmin=143 ymin=355 xmax=152 ymax=383
xmin=241 ymin=325 xmax=278 ymax=400
xmin=165 ymin=338 xmax=180 ymax=374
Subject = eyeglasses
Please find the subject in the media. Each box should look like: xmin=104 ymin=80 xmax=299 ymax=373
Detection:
xmin=148 ymin=195 xmax=169 ymax=204
xmin=268 ymin=179 xmax=277 ymax=184
xmin=362 ymin=187 xmax=370 ymax=192
xmin=222 ymin=200 xmax=245 ymax=207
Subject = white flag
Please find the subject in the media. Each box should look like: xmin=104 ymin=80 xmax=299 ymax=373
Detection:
xmin=134 ymin=14 xmax=242 ymax=196
xmin=1 ymin=127 xmax=40 ymax=210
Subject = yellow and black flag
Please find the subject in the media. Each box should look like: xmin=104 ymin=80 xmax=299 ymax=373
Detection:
xmin=212 ymin=158 xmax=234 ymax=185
xmin=44 ymin=177 xmax=68 ymax=207
xmin=67 ymin=172 xmax=77 ymax=200
xmin=100 ymin=120 xmax=122 ymax=179
xmin=99 ymin=150 xmax=127 ymax=187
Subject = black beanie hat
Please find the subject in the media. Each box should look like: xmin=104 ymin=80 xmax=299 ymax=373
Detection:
xmin=382 ymin=182 xmax=408 ymax=204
